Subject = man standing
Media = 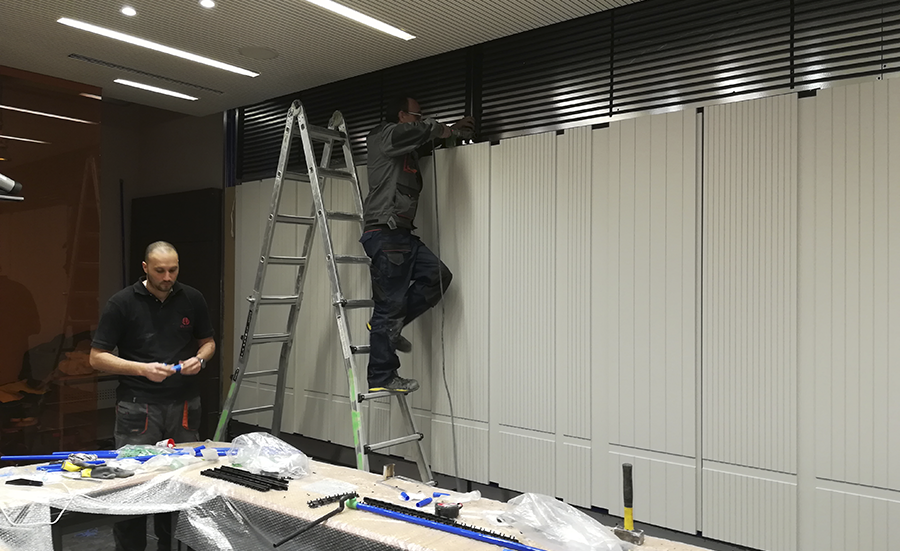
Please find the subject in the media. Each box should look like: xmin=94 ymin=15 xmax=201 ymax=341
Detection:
xmin=90 ymin=241 xmax=215 ymax=551
xmin=361 ymin=96 xmax=474 ymax=393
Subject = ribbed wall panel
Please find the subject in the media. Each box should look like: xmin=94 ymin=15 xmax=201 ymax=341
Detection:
xmin=496 ymin=430 xmax=556 ymax=495
xmin=603 ymin=111 xmax=698 ymax=457
xmin=591 ymin=125 xmax=612 ymax=508
xmin=414 ymin=145 xmax=492 ymax=423
xmin=555 ymin=126 xmax=593 ymax=441
xmin=430 ymin=417 xmax=490 ymax=484
xmin=607 ymin=450 xmax=697 ymax=533
xmin=489 ymin=132 xmax=557 ymax=434
xmin=803 ymin=80 xmax=900 ymax=494
xmin=557 ymin=440 xmax=593 ymax=507
xmin=814 ymin=486 xmax=900 ymax=551
xmin=702 ymin=94 xmax=798 ymax=473
xmin=702 ymin=467 xmax=797 ymax=551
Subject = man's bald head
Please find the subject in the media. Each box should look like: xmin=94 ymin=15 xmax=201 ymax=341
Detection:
xmin=144 ymin=241 xmax=177 ymax=263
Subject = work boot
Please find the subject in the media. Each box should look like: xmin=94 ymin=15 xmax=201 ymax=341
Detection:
xmin=368 ymin=376 xmax=420 ymax=393
xmin=367 ymin=321 xmax=412 ymax=353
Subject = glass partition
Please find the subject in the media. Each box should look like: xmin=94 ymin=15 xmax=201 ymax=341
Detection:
xmin=0 ymin=67 xmax=105 ymax=456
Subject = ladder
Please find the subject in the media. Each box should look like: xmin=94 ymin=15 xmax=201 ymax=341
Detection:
xmin=53 ymin=156 xmax=101 ymax=371
xmin=215 ymin=101 xmax=434 ymax=483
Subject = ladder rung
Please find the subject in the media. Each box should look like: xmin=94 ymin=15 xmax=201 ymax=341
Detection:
xmin=333 ymin=255 xmax=370 ymax=265
xmin=316 ymin=167 xmax=355 ymax=181
xmin=282 ymin=171 xmax=311 ymax=182
xmin=351 ymin=344 xmax=370 ymax=354
xmin=233 ymin=405 xmax=275 ymax=416
xmin=276 ymin=214 xmax=315 ymax=225
xmin=307 ymin=124 xmax=346 ymax=142
xmin=251 ymin=333 xmax=292 ymax=344
xmin=336 ymin=299 xmax=374 ymax=309
xmin=268 ymin=255 xmax=307 ymax=266
xmin=365 ymin=433 xmax=424 ymax=453
xmin=358 ymin=390 xmax=393 ymax=402
xmin=243 ymin=370 xmax=280 ymax=379
xmin=260 ymin=295 xmax=300 ymax=305
xmin=326 ymin=210 xmax=363 ymax=222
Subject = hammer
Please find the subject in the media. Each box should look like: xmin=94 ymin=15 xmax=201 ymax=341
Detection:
xmin=613 ymin=463 xmax=644 ymax=545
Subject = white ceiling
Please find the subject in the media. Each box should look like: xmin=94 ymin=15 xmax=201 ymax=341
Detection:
xmin=0 ymin=0 xmax=641 ymax=117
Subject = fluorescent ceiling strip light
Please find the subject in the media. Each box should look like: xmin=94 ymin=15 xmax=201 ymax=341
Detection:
xmin=57 ymin=18 xmax=259 ymax=77
xmin=114 ymin=79 xmax=198 ymax=100
xmin=0 ymin=105 xmax=98 ymax=125
xmin=80 ymin=93 xmax=103 ymax=101
xmin=303 ymin=0 xmax=415 ymax=40
xmin=0 ymin=135 xmax=51 ymax=144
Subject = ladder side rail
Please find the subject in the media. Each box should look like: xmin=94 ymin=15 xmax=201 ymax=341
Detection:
xmin=333 ymin=114 xmax=367 ymax=236
xmin=328 ymin=111 xmax=371 ymax=472
xmin=215 ymin=103 xmax=300 ymax=440
xmin=298 ymin=105 xmax=369 ymax=471
xmin=269 ymin=107 xmax=337 ymax=436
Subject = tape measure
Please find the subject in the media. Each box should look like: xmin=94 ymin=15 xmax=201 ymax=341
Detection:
xmin=434 ymin=502 xmax=462 ymax=519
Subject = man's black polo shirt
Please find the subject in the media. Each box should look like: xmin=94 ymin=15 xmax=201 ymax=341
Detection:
xmin=92 ymin=278 xmax=214 ymax=403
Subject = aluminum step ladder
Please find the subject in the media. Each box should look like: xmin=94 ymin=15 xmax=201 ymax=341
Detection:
xmin=215 ymin=101 xmax=433 ymax=483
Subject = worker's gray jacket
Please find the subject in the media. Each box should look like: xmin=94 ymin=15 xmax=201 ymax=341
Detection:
xmin=363 ymin=118 xmax=445 ymax=230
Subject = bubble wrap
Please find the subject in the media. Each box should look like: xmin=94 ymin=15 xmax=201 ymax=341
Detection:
xmin=0 ymin=462 xmax=404 ymax=551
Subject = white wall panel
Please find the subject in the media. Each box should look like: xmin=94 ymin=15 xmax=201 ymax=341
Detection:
xmin=814 ymin=484 xmax=900 ymax=551
xmin=702 ymin=94 xmax=799 ymax=551
xmin=555 ymin=126 xmax=593 ymax=441
xmin=703 ymin=94 xmax=798 ymax=473
xmin=496 ymin=430 xmax=556 ymax=496
xmin=591 ymin=110 xmax=697 ymax=525
xmin=414 ymin=144 xmax=492 ymax=423
xmin=702 ymin=466 xmax=797 ymax=551
xmin=803 ymin=81 xmax=900 ymax=492
xmin=600 ymin=113 xmax=698 ymax=458
xmin=591 ymin=124 xmax=612 ymax=508
xmin=489 ymin=132 xmax=557 ymax=437
xmin=557 ymin=439 xmax=593 ymax=507
xmin=554 ymin=126 xmax=593 ymax=507
xmin=430 ymin=417 xmax=490 ymax=484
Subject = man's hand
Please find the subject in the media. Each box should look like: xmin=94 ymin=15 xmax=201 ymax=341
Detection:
xmin=143 ymin=362 xmax=175 ymax=383
xmin=179 ymin=356 xmax=203 ymax=376
xmin=450 ymin=116 xmax=476 ymax=138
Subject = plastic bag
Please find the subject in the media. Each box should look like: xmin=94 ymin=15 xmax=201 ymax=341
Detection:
xmin=226 ymin=432 xmax=309 ymax=478
xmin=141 ymin=454 xmax=202 ymax=472
xmin=115 ymin=444 xmax=181 ymax=459
xmin=500 ymin=493 xmax=632 ymax=551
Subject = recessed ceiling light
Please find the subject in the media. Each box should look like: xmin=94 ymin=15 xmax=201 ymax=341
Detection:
xmin=57 ymin=18 xmax=259 ymax=77
xmin=80 ymin=93 xmax=103 ymax=101
xmin=302 ymin=0 xmax=415 ymax=41
xmin=121 ymin=6 xmax=137 ymax=16
xmin=0 ymin=135 xmax=51 ymax=144
xmin=0 ymin=158 xmax=7 ymax=161
xmin=114 ymin=79 xmax=199 ymax=100
xmin=200 ymin=0 xmax=215 ymax=8
xmin=0 ymin=105 xmax=99 ymax=125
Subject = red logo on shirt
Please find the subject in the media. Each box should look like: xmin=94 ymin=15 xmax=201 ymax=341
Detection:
xmin=181 ymin=317 xmax=190 ymax=328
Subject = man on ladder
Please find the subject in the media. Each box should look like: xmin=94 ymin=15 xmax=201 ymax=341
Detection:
xmin=361 ymin=95 xmax=475 ymax=393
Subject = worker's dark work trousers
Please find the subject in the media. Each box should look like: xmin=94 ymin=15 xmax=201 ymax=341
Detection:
xmin=360 ymin=228 xmax=452 ymax=387
xmin=112 ymin=397 xmax=201 ymax=551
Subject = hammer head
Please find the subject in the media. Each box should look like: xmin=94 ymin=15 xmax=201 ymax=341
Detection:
xmin=614 ymin=526 xmax=645 ymax=546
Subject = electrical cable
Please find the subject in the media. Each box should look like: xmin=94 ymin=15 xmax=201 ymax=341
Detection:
xmin=0 ymin=478 xmax=75 ymax=527
xmin=431 ymin=137 xmax=464 ymax=493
